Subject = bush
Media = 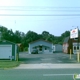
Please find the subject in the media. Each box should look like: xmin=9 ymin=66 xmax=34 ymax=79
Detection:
xmin=24 ymin=47 xmax=28 ymax=51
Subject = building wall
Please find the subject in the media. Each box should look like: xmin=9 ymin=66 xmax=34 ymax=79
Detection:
xmin=63 ymin=43 xmax=68 ymax=53
xmin=29 ymin=40 xmax=53 ymax=54
xmin=43 ymin=46 xmax=52 ymax=54
xmin=73 ymin=42 xmax=80 ymax=54
xmin=68 ymin=38 xmax=78 ymax=54
xmin=0 ymin=40 xmax=17 ymax=60
xmin=63 ymin=38 xmax=79 ymax=54
xmin=55 ymin=45 xmax=62 ymax=52
xmin=53 ymin=44 xmax=62 ymax=53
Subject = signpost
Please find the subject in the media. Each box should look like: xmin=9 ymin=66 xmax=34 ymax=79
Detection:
xmin=70 ymin=49 xmax=71 ymax=59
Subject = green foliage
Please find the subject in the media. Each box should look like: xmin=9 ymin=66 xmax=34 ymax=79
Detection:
xmin=0 ymin=26 xmax=71 ymax=51
xmin=0 ymin=61 xmax=20 ymax=68
xmin=24 ymin=47 xmax=28 ymax=51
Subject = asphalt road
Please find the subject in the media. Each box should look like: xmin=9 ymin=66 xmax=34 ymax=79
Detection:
xmin=0 ymin=69 xmax=80 ymax=80
xmin=19 ymin=52 xmax=77 ymax=64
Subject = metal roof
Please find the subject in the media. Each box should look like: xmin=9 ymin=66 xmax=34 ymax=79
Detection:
xmin=63 ymin=36 xmax=69 ymax=43
xmin=0 ymin=40 xmax=17 ymax=45
xmin=29 ymin=39 xmax=52 ymax=44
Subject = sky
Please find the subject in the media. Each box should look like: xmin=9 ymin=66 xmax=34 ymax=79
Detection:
xmin=0 ymin=0 xmax=80 ymax=36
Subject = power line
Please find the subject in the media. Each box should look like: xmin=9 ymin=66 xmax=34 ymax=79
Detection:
xmin=0 ymin=16 xmax=80 ymax=21
xmin=0 ymin=9 xmax=80 ymax=12
xmin=0 ymin=6 xmax=80 ymax=12
xmin=0 ymin=6 xmax=80 ymax=9
xmin=0 ymin=6 xmax=80 ymax=8
xmin=0 ymin=14 xmax=80 ymax=16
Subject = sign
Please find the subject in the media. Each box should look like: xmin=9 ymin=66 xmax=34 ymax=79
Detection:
xmin=70 ymin=28 xmax=79 ymax=39
xmin=73 ymin=74 xmax=80 ymax=80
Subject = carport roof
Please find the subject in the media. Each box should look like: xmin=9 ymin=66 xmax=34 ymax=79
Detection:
xmin=29 ymin=39 xmax=53 ymax=44
xmin=54 ymin=44 xmax=62 ymax=46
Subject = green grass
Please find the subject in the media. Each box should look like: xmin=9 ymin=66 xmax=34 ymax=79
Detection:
xmin=0 ymin=61 xmax=20 ymax=69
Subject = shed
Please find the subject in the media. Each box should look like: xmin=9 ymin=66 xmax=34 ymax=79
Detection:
xmin=0 ymin=40 xmax=19 ymax=61
xmin=53 ymin=44 xmax=62 ymax=53
xmin=28 ymin=39 xmax=53 ymax=54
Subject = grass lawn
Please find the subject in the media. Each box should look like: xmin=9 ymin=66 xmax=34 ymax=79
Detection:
xmin=0 ymin=61 xmax=20 ymax=69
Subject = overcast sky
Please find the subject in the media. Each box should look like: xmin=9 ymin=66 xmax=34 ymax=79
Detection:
xmin=0 ymin=0 xmax=80 ymax=36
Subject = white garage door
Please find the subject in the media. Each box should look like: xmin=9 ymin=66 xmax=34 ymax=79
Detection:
xmin=0 ymin=45 xmax=12 ymax=59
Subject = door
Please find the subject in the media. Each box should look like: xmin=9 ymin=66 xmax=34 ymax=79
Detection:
xmin=0 ymin=45 xmax=12 ymax=59
xmin=38 ymin=46 xmax=43 ymax=54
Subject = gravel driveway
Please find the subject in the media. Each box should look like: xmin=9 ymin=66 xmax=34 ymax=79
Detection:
xmin=19 ymin=52 xmax=78 ymax=64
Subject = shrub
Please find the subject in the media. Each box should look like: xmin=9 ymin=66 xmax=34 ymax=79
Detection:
xmin=24 ymin=47 xmax=28 ymax=51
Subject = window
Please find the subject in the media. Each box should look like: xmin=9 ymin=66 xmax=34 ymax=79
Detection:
xmin=39 ymin=48 xmax=42 ymax=51
xmin=77 ymin=46 xmax=79 ymax=50
xmin=74 ymin=46 xmax=76 ymax=50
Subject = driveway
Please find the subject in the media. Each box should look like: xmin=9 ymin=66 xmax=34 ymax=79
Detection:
xmin=19 ymin=52 xmax=78 ymax=64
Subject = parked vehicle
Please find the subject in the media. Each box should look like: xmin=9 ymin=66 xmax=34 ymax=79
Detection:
xmin=31 ymin=49 xmax=38 ymax=54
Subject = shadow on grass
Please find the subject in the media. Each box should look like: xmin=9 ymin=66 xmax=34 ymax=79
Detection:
xmin=0 ymin=60 xmax=20 ymax=68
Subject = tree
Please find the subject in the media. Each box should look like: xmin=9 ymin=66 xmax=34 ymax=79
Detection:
xmin=14 ymin=30 xmax=22 ymax=43
xmin=23 ymin=31 xmax=39 ymax=47
xmin=0 ymin=25 xmax=71 ymax=49
xmin=61 ymin=31 xmax=70 ymax=43
xmin=61 ymin=31 xmax=70 ymax=37
xmin=42 ymin=31 xmax=50 ymax=40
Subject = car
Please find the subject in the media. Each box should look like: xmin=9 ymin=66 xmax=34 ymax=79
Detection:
xmin=31 ymin=49 xmax=38 ymax=54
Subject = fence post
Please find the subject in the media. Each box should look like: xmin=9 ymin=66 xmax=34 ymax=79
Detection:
xmin=77 ymin=50 xmax=79 ymax=62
